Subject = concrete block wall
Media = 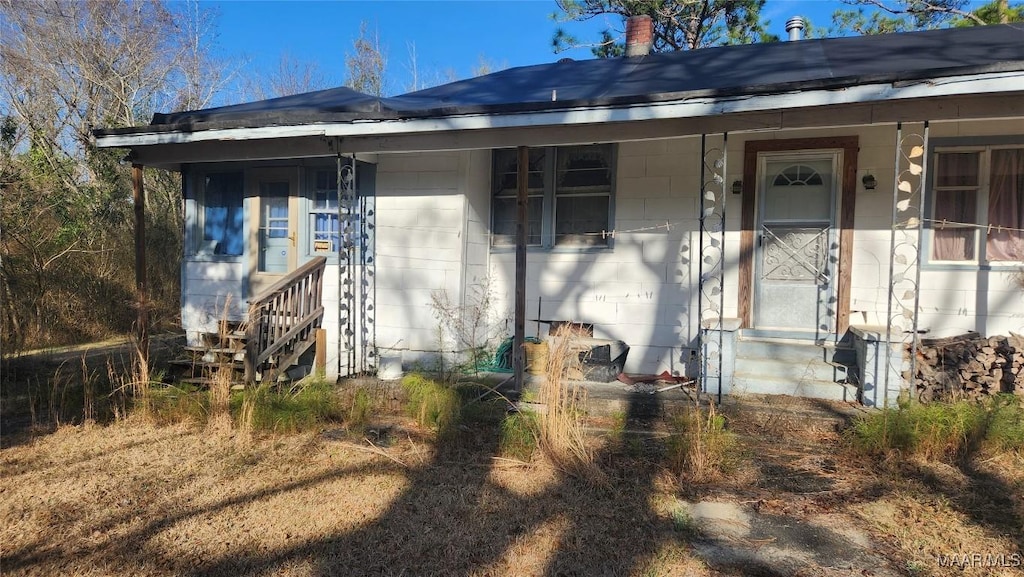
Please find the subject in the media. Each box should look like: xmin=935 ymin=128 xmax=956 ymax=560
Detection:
xmin=483 ymin=138 xmax=709 ymax=376
xmin=845 ymin=120 xmax=1024 ymax=337
xmin=373 ymin=152 xmax=468 ymax=367
xmin=461 ymin=149 xmax=494 ymax=301
xmin=177 ymin=119 xmax=1023 ymax=380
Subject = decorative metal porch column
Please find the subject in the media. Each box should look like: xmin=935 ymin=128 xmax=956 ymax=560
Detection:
xmin=337 ymin=155 xmax=357 ymax=376
xmin=883 ymin=121 xmax=929 ymax=406
xmin=698 ymin=134 xmax=727 ymax=403
xmin=358 ymin=164 xmax=377 ymax=375
xmin=336 ymin=154 xmax=375 ymax=376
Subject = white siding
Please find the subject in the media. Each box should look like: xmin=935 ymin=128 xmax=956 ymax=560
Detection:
xmin=181 ymin=260 xmax=245 ymax=344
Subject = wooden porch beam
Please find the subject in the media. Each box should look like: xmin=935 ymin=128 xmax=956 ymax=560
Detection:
xmin=513 ymin=146 xmax=528 ymax=394
xmin=132 ymin=163 xmax=149 ymax=362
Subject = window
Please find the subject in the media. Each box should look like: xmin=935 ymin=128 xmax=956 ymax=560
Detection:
xmin=199 ymin=172 xmax=244 ymax=256
xmin=930 ymin=146 xmax=1024 ymax=263
xmin=309 ymin=169 xmax=340 ymax=253
xmin=491 ymin=144 xmax=614 ymax=248
xmin=492 ymin=148 xmax=545 ymax=246
xmin=305 ymin=165 xmax=375 ymax=262
xmin=772 ymin=164 xmax=824 ymax=186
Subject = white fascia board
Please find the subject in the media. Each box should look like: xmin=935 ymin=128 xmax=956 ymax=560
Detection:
xmin=94 ymin=71 xmax=1024 ymax=149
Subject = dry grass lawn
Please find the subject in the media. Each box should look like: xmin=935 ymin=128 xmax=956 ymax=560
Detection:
xmin=2 ymin=416 xmax=710 ymax=576
xmin=2 ymin=394 xmax=1022 ymax=577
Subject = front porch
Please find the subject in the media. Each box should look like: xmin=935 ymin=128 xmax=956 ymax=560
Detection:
xmin=100 ymin=27 xmax=1024 ymax=405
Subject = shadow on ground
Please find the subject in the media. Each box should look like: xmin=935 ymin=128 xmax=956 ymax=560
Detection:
xmin=3 ymin=385 xmax=1019 ymax=576
xmin=175 ymin=391 xmax=681 ymax=577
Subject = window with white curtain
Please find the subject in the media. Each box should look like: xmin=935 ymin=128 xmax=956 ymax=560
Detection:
xmin=308 ymin=168 xmax=340 ymax=253
xmin=306 ymin=166 xmax=374 ymax=262
xmin=930 ymin=146 xmax=1024 ymax=264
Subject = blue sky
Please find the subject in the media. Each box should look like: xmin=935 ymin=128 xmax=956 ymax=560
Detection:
xmin=200 ymin=0 xmax=912 ymax=100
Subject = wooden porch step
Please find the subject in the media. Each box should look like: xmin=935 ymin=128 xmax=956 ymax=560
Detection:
xmin=199 ymin=331 xmax=247 ymax=343
xmin=169 ymin=359 xmax=245 ymax=370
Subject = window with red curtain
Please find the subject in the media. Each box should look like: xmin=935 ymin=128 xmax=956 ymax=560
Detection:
xmin=931 ymin=146 xmax=1024 ymax=263
xmin=932 ymin=152 xmax=979 ymax=261
xmin=987 ymin=149 xmax=1024 ymax=261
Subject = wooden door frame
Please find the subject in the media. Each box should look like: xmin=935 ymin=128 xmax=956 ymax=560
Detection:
xmin=738 ymin=136 xmax=858 ymax=334
xmin=247 ymin=167 xmax=301 ymax=298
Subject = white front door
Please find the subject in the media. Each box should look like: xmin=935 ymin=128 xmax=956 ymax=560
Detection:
xmin=754 ymin=155 xmax=839 ymax=336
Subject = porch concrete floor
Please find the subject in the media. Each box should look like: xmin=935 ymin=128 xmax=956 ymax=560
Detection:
xmin=350 ymin=370 xmax=873 ymax=433
xmin=479 ymin=372 xmax=874 ymax=427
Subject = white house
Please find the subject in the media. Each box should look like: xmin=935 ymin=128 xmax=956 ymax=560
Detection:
xmin=94 ymin=20 xmax=1024 ymax=406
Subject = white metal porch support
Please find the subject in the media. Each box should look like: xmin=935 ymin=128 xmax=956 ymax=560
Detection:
xmin=359 ymin=159 xmax=376 ymax=375
xmin=335 ymin=152 xmax=375 ymax=377
xmin=698 ymin=134 xmax=728 ymax=403
xmin=883 ymin=121 xmax=930 ymax=406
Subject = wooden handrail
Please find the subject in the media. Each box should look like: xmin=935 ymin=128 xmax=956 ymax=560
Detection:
xmin=249 ymin=256 xmax=328 ymax=308
xmin=244 ymin=256 xmax=327 ymax=383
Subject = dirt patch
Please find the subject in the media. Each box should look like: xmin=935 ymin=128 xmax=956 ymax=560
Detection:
xmin=682 ymin=500 xmax=899 ymax=576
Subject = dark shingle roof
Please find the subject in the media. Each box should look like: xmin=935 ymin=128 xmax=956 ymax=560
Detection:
xmin=100 ymin=24 xmax=1024 ymax=135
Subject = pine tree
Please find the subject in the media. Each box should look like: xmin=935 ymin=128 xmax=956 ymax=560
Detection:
xmin=552 ymin=0 xmax=777 ymax=57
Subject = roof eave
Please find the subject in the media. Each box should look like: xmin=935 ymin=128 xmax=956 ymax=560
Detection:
xmin=94 ymin=70 xmax=1024 ymax=150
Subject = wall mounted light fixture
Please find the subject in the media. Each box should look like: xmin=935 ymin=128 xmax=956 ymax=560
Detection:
xmin=861 ymin=173 xmax=878 ymax=190
xmin=731 ymin=180 xmax=743 ymax=194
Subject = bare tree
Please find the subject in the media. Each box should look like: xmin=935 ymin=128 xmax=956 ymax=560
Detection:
xmin=404 ymin=41 xmax=424 ymax=92
xmin=345 ymin=21 xmax=387 ymax=97
xmin=0 ymin=0 xmax=230 ymax=349
xmin=173 ymin=0 xmax=239 ymax=112
xmin=243 ymin=52 xmax=332 ymax=101
xmin=470 ymin=54 xmax=508 ymax=77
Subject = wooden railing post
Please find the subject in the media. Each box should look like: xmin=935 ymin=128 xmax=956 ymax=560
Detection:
xmin=132 ymin=164 xmax=149 ymax=363
xmin=244 ymin=257 xmax=327 ymax=384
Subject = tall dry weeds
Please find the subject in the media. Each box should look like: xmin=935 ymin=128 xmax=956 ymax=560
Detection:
xmin=536 ymin=328 xmax=601 ymax=481
xmin=131 ymin=344 xmax=151 ymax=417
xmin=80 ymin=355 xmax=95 ymax=424
xmin=208 ymin=298 xmax=243 ymax=435
xmin=236 ymin=381 xmax=267 ymax=445
xmin=206 ymin=366 xmax=234 ymax=434
xmin=668 ymin=398 xmax=739 ymax=484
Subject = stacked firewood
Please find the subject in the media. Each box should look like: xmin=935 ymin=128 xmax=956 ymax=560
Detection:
xmin=909 ymin=332 xmax=1024 ymax=402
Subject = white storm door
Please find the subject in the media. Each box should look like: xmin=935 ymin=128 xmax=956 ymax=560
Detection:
xmin=754 ymin=156 xmax=839 ymax=335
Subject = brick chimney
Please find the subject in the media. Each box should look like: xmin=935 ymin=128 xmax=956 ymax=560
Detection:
xmin=625 ymin=15 xmax=653 ymax=57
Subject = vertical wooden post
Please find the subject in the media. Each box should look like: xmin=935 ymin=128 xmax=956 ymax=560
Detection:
xmin=132 ymin=164 xmax=149 ymax=363
xmin=513 ymin=146 xmax=528 ymax=393
xmin=315 ymin=328 xmax=327 ymax=376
